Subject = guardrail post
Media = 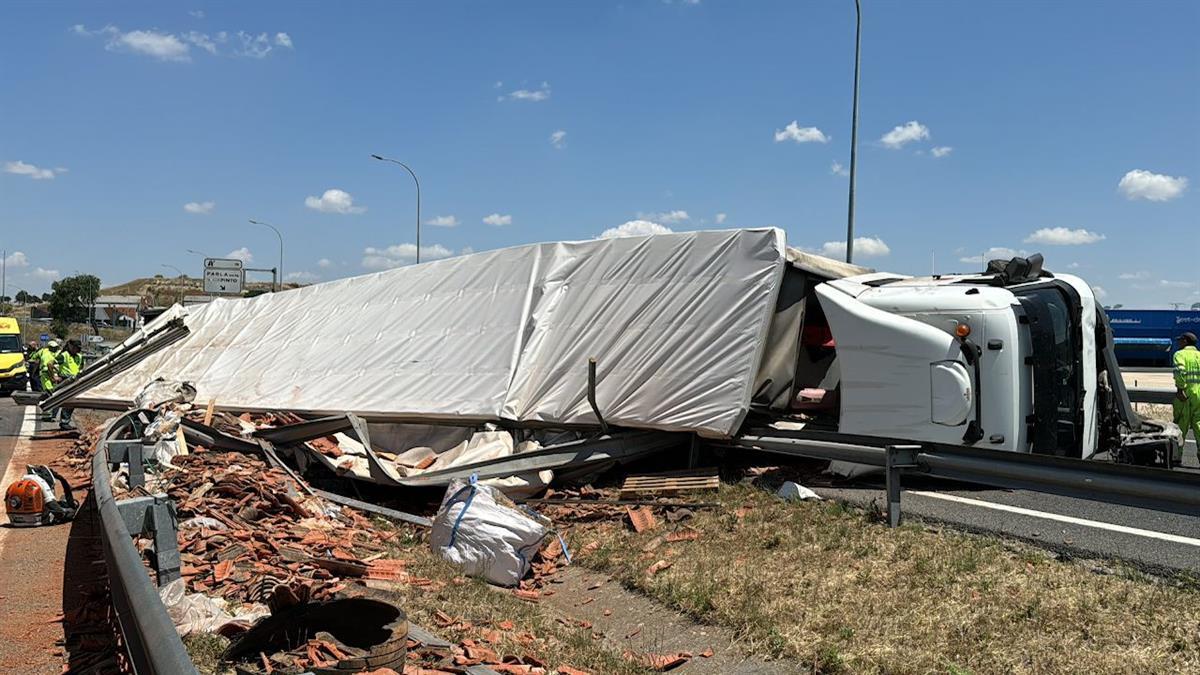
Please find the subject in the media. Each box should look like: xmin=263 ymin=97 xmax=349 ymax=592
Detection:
xmin=107 ymin=439 xmax=149 ymax=489
xmin=117 ymin=496 xmax=181 ymax=585
xmin=885 ymin=445 xmax=920 ymax=528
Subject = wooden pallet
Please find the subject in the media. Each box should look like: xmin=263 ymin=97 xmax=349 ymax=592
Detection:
xmin=620 ymin=468 xmax=720 ymax=497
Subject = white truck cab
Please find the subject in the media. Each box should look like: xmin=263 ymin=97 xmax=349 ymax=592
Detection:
xmin=762 ymin=253 xmax=1180 ymax=465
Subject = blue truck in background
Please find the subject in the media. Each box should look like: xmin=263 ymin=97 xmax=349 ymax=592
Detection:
xmin=1108 ymin=309 xmax=1200 ymax=366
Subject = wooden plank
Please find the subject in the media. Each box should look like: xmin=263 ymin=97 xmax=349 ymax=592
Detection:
xmin=621 ymin=468 xmax=719 ymax=496
xmin=203 ymin=398 xmax=216 ymax=426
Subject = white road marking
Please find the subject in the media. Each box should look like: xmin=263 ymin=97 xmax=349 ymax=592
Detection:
xmin=0 ymin=405 xmax=38 ymax=539
xmin=909 ymin=490 xmax=1200 ymax=548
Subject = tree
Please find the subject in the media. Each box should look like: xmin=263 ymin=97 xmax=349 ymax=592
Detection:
xmin=49 ymin=274 xmax=101 ymax=326
xmin=41 ymin=292 xmax=51 ymax=302
xmin=14 ymin=290 xmax=33 ymax=304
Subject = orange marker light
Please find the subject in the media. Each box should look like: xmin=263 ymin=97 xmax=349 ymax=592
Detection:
xmin=955 ymin=323 xmax=971 ymax=338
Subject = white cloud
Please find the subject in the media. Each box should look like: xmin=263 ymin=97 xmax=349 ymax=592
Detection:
xmin=305 ymin=188 xmax=366 ymax=214
xmin=235 ymin=31 xmax=275 ymax=58
xmin=226 ymin=247 xmax=253 ymax=263
xmin=72 ymin=23 xmax=291 ymax=60
xmin=113 ymin=29 xmax=191 ymax=61
xmin=817 ymin=236 xmax=890 ymax=259
xmin=183 ymin=200 xmax=215 ymax=214
xmin=774 ymin=121 xmax=829 ymax=144
xmin=598 ymin=220 xmax=674 ymax=239
xmin=286 ymin=270 xmax=318 ymax=283
xmin=182 ymin=31 xmax=217 ymax=54
xmin=3 ymin=251 xmax=29 ymax=268
xmin=317 ymin=258 xmax=333 ymax=269
xmin=931 ymin=146 xmax=953 ymax=158
xmin=1067 ymin=262 xmax=1080 ymax=269
xmin=1118 ymin=169 xmax=1188 ymax=202
xmin=831 ymin=160 xmax=849 ymax=177
xmin=959 ymin=247 xmax=1027 ymax=264
xmin=1118 ymin=271 xmax=1149 ymax=280
xmin=32 ymin=268 xmax=60 ymax=281
xmin=1091 ymin=286 xmax=1108 ymax=302
xmin=483 ymin=213 xmax=512 ymax=226
xmin=1023 ymin=227 xmax=1105 ymax=246
xmin=503 ymin=82 xmax=551 ymax=102
xmin=880 ymin=121 xmax=930 ymax=149
xmin=1160 ymin=280 xmax=1195 ymax=289
xmin=638 ymin=209 xmax=689 ymax=224
xmin=362 ymin=243 xmax=454 ymax=269
xmin=188 ymin=10 xmax=205 ymax=18
xmin=426 ymin=215 xmax=460 ymax=227
xmin=714 ymin=212 xmax=727 ymax=225
xmin=4 ymin=160 xmax=62 ymax=180
xmin=460 ymin=246 xmax=475 ymax=256
xmin=550 ymin=130 xmax=567 ymax=149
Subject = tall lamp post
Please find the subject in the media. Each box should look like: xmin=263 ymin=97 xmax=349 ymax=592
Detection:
xmin=161 ymin=264 xmax=185 ymax=305
xmin=370 ymin=154 xmax=422 ymax=264
xmin=845 ymin=0 xmax=862 ymax=264
xmin=248 ymin=219 xmax=284 ymax=291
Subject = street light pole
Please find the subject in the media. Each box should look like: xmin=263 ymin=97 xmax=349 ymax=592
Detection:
xmin=370 ymin=154 xmax=422 ymax=264
xmin=161 ymin=264 xmax=185 ymax=305
xmin=248 ymin=219 xmax=284 ymax=291
xmin=845 ymin=0 xmax=862 ymax=264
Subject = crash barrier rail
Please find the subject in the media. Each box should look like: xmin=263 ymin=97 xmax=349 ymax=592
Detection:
xmin=92 ymin=409 xmax=199 ymax=675
xmin=1128 ymin=387 xmax=1176 ymax=405
xmin=730 ymin=435 xmax=1200 ymax=526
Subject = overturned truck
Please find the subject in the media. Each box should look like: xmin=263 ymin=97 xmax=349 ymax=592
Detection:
xmin=46 ymin=228 xmax=1180 ymax=487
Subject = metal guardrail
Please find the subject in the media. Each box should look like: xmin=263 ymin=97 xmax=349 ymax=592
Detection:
xmin=1128 ymin=387 xmax=1175 ymax=404
xmin=93 ymin=410 xmax=198 ymax=675
xmin=731 ymin=434 xmax=1200 ymax=524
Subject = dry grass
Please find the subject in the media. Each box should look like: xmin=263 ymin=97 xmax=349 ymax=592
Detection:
xmin=1137 ymin=402 xmax=1175 ymax=424
xmin=570 ymin=484 xmax=1200 ymax=674
xmin=371 ymin=520 xmax=653 ymax=675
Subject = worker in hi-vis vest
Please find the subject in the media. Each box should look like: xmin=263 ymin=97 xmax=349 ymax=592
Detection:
xmin=1172 ymin=332 xmax=1200 ymax=464
xmin=37 ymin=339 xmax=60 ymax=393
xmin=54 ymin=339 xmax=84 ymax=430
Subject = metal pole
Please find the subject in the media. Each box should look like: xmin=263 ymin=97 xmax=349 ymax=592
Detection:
xmin=845 ymin=0 xmax=862 ymax=264
xmin=248 ymin=220 xmax=284 ymax=291
xmin=370 ymin=154 xmax=422 ymax=264
xmin=162 ymin=264 xmax=184 ymax=303
xmin=2 ymin=248 xmax=6 ymax=303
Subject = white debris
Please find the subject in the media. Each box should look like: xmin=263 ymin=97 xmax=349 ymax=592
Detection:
xmin=429 ymin=478 xmax=551 ymax=586
xmin=777 ymin=480 xmax=822 ymax=501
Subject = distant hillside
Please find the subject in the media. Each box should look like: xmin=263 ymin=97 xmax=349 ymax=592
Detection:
xmin=102 ymin=275 xmax=298 ymax=306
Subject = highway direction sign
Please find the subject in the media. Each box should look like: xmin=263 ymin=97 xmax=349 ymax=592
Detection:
xmin=203 ymin=257 xmax=245 ymax=295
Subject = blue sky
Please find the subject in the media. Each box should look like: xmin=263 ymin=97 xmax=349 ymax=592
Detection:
xmin=1 ymin=0 xmax=1196 ymax=306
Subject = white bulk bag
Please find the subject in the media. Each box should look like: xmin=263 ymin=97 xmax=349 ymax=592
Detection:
xmin=429 ymin=477 xmax=551 ymax=586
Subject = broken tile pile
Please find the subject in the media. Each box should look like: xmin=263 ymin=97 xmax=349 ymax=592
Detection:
xmin=161 ymin=449 xmax=400 ymax=605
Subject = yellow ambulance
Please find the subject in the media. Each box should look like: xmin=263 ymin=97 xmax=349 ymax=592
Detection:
xmin=0 ymin=316 xmax=29 ymax=394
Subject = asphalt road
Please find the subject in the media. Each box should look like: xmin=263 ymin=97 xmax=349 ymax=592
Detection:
xmin=818 ymin=443 xmax=1200 ymax=575
xmin=0 ymin=397 xmax=27 ymax=487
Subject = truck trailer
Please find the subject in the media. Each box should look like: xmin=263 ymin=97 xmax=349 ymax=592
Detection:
xmin=43 ymin=229 xmax=1181 ymax=481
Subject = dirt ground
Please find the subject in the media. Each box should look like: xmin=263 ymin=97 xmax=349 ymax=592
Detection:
xmin=0 ymin=418 xmax=95 ymax=674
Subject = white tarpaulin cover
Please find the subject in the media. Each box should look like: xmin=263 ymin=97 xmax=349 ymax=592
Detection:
xmin=77 ymin=228 xmax=787 ymax=437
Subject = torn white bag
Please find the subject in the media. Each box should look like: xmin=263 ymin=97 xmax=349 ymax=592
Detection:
xmin=429 ymin=477 xmax=551 ymax=586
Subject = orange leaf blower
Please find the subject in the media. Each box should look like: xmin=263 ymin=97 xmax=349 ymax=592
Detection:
xmin=5 ymin=465 xmax=78 ymax=527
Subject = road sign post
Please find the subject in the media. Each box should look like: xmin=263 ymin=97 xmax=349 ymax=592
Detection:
xmin=203 ymin=258 xmax=245 ymax=295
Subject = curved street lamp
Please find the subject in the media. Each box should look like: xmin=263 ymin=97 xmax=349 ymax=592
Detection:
xmin=248 ymin=219 xmax=284 ymax=291
xmin=844 ymin=0 xmax=862 ymax=264
xmin=370 ymin=154 xmax=422 ymax=263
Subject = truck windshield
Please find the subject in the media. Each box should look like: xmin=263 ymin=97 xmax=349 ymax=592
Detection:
xmin=0 ymin=335 xmax=21 ymax=353
xmin=1016 ymin=286 xmax=1083 ymax=457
